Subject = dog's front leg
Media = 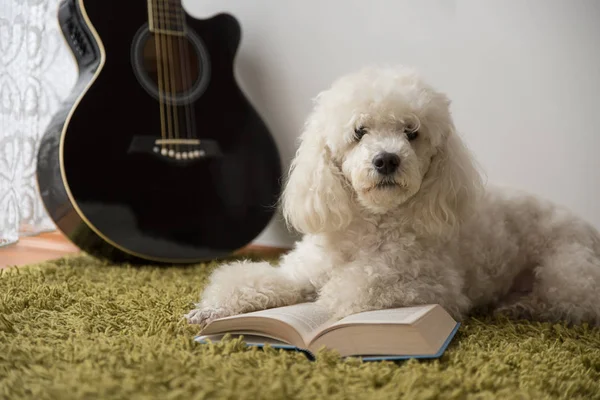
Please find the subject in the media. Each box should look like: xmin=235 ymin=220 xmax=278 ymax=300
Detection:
xmin=186 ymin=238 xmax=333 ymax=328
xmin=185 ymin=259 xmax=315 ymax=328
xmin=316 ymin=261 xmax=470 ymax=321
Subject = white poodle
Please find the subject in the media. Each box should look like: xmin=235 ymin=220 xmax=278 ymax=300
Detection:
xmin=186 ymin=65 xmax=600 ymax=328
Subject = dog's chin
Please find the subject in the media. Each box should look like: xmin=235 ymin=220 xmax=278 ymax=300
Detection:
xmin=355 ymin=178 xmax=415 ymax=214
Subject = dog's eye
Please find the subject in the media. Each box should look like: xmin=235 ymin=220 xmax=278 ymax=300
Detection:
xmin=404 ymin=127 xmax=419 ymax=141
xmin=354 ymin=126 xmax=367 ymax=141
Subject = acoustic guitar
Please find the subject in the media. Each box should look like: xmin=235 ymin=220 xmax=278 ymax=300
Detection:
xmin=36 ymin=0 xmax=282 ymax=264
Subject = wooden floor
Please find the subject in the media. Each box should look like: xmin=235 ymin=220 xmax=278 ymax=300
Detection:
xmin=0 ymin=231 xmax=288 ymax=269
xmin=0 ymin=231 xmax=79 ymax=269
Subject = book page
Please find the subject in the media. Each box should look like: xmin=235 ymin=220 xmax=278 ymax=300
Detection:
xmin=247 ymin=303 xmax=335 ymax=342
xmin=330 ymin=304 xmax=436 ymax=327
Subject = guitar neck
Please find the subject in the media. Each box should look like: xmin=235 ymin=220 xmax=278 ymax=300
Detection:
xmin=148 ymin=0 xmax=186 ymax=36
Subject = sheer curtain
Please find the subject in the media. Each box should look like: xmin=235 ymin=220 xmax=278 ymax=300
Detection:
xmin=0 ymin=0 xmax=76 ymax=246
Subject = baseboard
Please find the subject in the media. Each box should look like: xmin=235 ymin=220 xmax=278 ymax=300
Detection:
xmin=0 ymin=231 xmax=292 ymax=268
xmin=235 ymin=244 xmax=291 ymax=258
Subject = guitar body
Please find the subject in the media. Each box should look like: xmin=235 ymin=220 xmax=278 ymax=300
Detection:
xmin=37 ymin=0 xmax=282 ymax=264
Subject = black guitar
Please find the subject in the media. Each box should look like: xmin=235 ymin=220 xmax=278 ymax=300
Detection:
xmin=36 ymin=0 xmax=282 ymax=264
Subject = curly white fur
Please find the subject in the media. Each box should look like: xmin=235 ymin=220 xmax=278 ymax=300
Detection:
xmin=186 ymin=65 xmax=600 ymax=328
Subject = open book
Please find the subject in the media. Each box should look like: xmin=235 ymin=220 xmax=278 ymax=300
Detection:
xmin=195 ymin=302 xmax=460 ymax=361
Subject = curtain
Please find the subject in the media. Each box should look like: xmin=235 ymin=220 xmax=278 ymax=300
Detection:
xmin=0 ymin=0 xmax=76 ymax=246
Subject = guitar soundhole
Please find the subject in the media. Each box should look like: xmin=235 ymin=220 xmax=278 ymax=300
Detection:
xmin=131 ymin=25 xmax=211 ymax=105
xmin=142 ymin=35 xmax=199 ymax=94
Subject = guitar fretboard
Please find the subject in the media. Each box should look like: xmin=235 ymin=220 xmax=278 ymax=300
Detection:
xmin=148 ymin=0 xmax=186 ymax=36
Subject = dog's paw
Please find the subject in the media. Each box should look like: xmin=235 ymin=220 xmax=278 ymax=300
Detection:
xmin=185 ymin=307 xmax=232 ymax=329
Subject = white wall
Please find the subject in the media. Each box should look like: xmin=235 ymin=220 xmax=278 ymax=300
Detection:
xmin=184 ymin=0 xmax=600 ymax=247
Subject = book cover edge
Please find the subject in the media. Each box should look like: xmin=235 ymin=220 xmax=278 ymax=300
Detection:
xmin=194 ymin=337 xmax=316 ymax=360
xmin=193 ymin=321 xmax=460 ymax=362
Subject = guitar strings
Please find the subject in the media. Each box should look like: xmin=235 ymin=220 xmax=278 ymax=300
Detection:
xmin=153 ymin=0 xmax=198 ymax=158
xmin=175 ymin=0 xmax=195 ymax=149
xmin=158 ymin=0 xmax=173 ymax=155
xmin=181 ymin=15 xmax=198 ymax=149
xmin=179 ymin=2 xmax=199 ymax=148
xmin=158 ymin=0 xmax=175 ymax=157
xmin=164 ymin=0 xmax=181 ymax=157
xmin=173 ymin=0 xmax=189 ymax=154
xmin=151 ymin=0 xmax=167 ymax=154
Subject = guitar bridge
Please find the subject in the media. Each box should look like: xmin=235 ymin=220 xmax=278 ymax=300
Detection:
xmin=127 ymin=136 xmax=222 ymax=163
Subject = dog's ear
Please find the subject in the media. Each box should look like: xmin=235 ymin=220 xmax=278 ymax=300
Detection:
xmin=414 ymin=122 xmax=484 ymax=237
xmin=281 ymin=114 xmax=354 ymax=235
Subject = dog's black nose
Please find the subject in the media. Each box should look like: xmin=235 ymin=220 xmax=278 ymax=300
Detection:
xmin=372 ymin=152 xmax=400 ymax=175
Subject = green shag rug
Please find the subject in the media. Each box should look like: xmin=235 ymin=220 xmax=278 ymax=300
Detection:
xmin=1 ymin=254 xmax=600 ymax=400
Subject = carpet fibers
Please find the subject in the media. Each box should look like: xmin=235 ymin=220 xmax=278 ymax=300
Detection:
xmin=1 ymin=254 xmax=600 ymax=400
